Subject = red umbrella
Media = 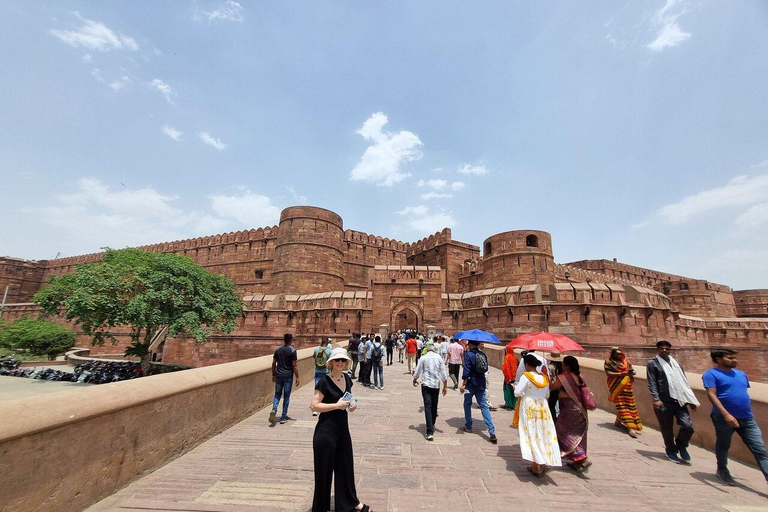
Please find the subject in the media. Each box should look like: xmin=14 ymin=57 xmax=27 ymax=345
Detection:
xmin=508 ymin=332 xmax=584 ymax=352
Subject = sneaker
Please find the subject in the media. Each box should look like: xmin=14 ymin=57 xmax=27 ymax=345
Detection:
xmin=679 ymin=447 xmax=691 ymax=463
xmin=425 ymin=433 xmax=434 ymax=441
xmin=489 ymin=434 xmax=498 ymax=444
xmin=462 ymin=426 xmax=472 ymax=433
xmin=380 ymin=386 xmax=384 ymax=390
xmin=268 ymin=409 xmax=277 ymax=423
xmin=279 ymin=416 xmax=294 ymax=424
xmin=489 ymin=406 xmax=498 ymax=411
xmin=666 ymin=451 xmax=682 ymax=463
xmin=716 ymin=469 xmax=737 ymax=486
xmin=312 ymin=411 xmax=319 ymax=416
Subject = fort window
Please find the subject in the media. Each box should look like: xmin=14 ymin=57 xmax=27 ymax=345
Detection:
xmin=485 ymin=242 xmax=492 ymax=256
xmin=254 ymin=269 xmax=264 ymax=280
xmin=526 ymin=235 xmax=538 ymax=247
xmin=679 ymin=283 xmax=689 ymax=291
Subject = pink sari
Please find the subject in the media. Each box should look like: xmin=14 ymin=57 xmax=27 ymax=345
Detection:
xmin=555 ymin=372 xmax=588 ymax=463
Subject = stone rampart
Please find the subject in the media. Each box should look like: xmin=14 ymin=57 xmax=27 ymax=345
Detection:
xmin=0 ymin=342 xmax=343 ymax=512
xmin=734 ymin=289 xmax=768 ymax=318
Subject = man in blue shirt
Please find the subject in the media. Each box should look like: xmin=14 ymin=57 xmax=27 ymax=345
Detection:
xmin=703 ymin=348 xmax=768 ymax=486
xmin=459 ymin=340 xmax=497 ymax=444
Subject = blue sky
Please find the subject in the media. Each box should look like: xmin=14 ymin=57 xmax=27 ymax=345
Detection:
xmin=2 ymin=1 xmax=767 ymax=290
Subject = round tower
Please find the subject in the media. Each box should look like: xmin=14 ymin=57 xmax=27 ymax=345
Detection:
xmin=481 ymin=230 xmax=555 ymax=288
xmin=271 ymin=206 xmax=345 ymax=294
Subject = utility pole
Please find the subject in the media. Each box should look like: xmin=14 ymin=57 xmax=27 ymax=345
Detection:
xmin=0 ymin=284 xmax=9 ymax=320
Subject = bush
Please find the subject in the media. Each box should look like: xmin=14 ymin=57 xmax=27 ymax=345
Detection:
xmin=0 ymin=318 xmax=76 ymax=360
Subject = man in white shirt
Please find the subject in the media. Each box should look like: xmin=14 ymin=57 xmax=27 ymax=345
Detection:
xmin=413 ymin=341 xmax=449 ymax=441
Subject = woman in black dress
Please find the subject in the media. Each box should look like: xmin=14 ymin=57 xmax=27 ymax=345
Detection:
xmin=310 ymin=347 xmax=372 ymax=512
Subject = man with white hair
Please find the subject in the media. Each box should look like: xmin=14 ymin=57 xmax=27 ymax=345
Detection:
xmin=413 ymin=341 xmax=448 ymax=441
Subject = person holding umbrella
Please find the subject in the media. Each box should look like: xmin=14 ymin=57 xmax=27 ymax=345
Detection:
xmin=458 ymin=331 xmax=498 ymax=444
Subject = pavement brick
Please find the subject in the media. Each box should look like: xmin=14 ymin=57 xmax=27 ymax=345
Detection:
xmin=87 ymin=365 xmax=768 ymax=512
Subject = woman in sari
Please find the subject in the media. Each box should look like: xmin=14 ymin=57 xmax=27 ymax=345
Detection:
xmin=501 ymin=343 xmax=518 ymax=410
xmin=604 ymin=347 xmax=642 ymax=438
xmin=514 ymin=354 xmax=562 ymax=477
xmin=550 ymin=356 xmax=591 ymax=472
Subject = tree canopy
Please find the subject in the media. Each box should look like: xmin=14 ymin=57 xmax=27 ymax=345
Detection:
xmin=0 ymin=317 xmax=76 ymax=360
xmin=34 ymin=248 xmax=244 ymax=370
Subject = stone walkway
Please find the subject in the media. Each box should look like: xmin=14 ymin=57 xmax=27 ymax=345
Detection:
xmin=88 ymin=364 xmax=768 ymax=512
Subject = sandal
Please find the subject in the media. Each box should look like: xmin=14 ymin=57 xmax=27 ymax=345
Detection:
xmin=628 ymin=429 xmax=639 ymax=439
xmin=526 ymin=466 xmax=544 ymax=478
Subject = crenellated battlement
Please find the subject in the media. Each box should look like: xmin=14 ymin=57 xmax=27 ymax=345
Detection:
xmin=343 ymin=229 xmax=409 ymax=251
xmin=405 ymin=228 xmax=453 ymax=257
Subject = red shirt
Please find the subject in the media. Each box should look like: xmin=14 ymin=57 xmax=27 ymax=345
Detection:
xmin=405 ymin=338 xmax=418 ymax=354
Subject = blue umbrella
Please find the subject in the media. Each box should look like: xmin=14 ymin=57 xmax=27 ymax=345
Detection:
xmin=453 ymin=329 xmax=501 ymax=344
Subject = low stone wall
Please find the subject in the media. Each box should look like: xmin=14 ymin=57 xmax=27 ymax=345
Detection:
xmin=484 ymin=343 xmax=768 ymax=467
xmin=0 ymin=343 xmax=337 ymax=512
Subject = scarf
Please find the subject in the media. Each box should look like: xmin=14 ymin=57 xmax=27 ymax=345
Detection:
xmin=512 ymin=371 xmax=550 ymax=428
xmin=656 ymin=355 xmax=699 ymax=407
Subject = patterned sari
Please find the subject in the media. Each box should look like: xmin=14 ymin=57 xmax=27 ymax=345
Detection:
xmin=555 ymin=372 xmax=588 ymax=463
xmin=604 ymin=348 xmax=642 ymax=431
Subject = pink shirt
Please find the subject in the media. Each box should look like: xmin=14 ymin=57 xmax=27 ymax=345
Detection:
xmin=447 ymin=343 xmax=465 ymax=365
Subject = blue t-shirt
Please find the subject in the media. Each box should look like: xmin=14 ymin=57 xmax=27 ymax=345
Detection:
xmin=702 ymin=368 xmax=753 ymax=420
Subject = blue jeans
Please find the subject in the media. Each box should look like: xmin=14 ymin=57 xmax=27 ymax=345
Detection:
xmin=314 ymin=371 xmax=327 ymax=387
xmin=712 ymin=413 xmax=768 ymax=481
xmin=273 ymin=376 xmax=293 ymax=419
xmin=463 ymin=386 xmax=495 ymax=435
xmin=373 ymin=364 xmax=383 ymax=387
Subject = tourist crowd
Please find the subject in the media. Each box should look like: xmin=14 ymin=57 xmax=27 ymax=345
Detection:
xmin=267 ymin=331 xmax=767 ymax=511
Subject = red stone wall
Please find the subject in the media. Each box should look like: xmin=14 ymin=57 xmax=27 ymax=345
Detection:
xmin=0 ymin=258 xmax=46 ymax=304
xmin=371 ymin=265 xmax=444 ymax=332
xmin=734 ymin=289 xmax=768 ymax=318
xmin=406 ymin=229 xmax=480 ymax=293
xmin=663 ymin=279 xmax=736 ymax=318
xmin=480 ymin=230 xmax=556 ymax=288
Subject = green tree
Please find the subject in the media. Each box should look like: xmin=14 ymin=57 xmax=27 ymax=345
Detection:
xmin=0 ymin=317 xmax=76 ymax=360
xmin=34 ymin=248 xmax=244 ymax=374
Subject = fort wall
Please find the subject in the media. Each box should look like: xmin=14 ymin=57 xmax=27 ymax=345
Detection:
xmin=734 ymin=289 xmax=768 ymax=318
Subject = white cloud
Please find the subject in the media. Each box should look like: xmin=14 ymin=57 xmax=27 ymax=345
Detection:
xmin=194 ymin=0 xmax=244 ymax=23
xmin=396 ymin=205 xmax=429 ymax=217
xmin=26 ymin=179 xmax=281 ymax=252
xmin=82 ymin=54 xmax=93 ymax=62
xmin=50 ymin=14 xmax=139 ymax=52
xmin=657 ymin=174 xmax=768 ymax=225
xmin=109 ymin=76 xmax=130 ymax=90
xmin=451 ymin=181 xmax=465 ymax=191
xmin=350 ymin=112 xmax=422 ymax=187
xmin=734 ymin=203 xmax=768 ymax=230
xmin=457 ymin=164 xmax=488 ymax=176
xmin=647 ymin=0 xmax=691 ymax=52
xmin=151 ymin=79 xmax=176 ymax=104
xmin=417 ymin=179 xmax=448 ymax=190
xmin=631 ymin=221 xmax=650 ymax=230
xmin=209 ymin=191 xmax=280 ymax=226
xmin=420 ymin=192 xmax=453 ymax=200
xmin=408 ymin=212 xmax=456 ymax=234
xmin=198 ymin=131 xmax=227 ymax=150
xmin=286 ymin=186 xmax=307 ymax=204
xmin=162 ymin=125 xmax=183 ymax=141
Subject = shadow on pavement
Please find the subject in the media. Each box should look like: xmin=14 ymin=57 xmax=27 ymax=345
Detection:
xmin=689 ymin=470 xmax=768 ymax=499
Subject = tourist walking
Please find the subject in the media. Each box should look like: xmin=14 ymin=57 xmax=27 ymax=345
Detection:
xmin=501 ymin=344 xmax=518 ymax=410
xmin=371 ymin=336 xmax=385 ymax=389
xmin=460 ymin=340 xmax=497 ymax=443
xmin=310 ymin=348 xmax=373 ymax=512
xmin=347 ymin=333 xmax=361 ymax=379
xmin=646 ymin=340 xmax=699 ymax=463
xmin=703 ymin=349 xmax=768 ymax=486
xmin=605 ymin=347 xmax=642 ymax=438
xmin=413 ymin=341 xmax=448 ymax=440
xmin=405 ymin=334 xmax=418 ymax=374
xmin=447 ymin=338 xmax=464 ymax=390
xmin=550 ymin=356 xmax=591 ymax=472
xmin=313 ymin=337 xmax=332 ymax=386
xmin=385 ymin=333 xmax=395 ymax=365
xmin=361 ymin=335 xmax=374 ymax=387
xmin=396 ymin=335 xmax=405 ymax=363
xmin=547 ymin=352 xmax=564 ymax=422
xmin=270 ymin=333 xmax=300 ymax=424
xmin=357 ymin=338 xmax=367 ymax=385
xmin=514 ymin=354 xmax=561 ymax=476
xmin=415 ymin=335 xmax=424 ymax=365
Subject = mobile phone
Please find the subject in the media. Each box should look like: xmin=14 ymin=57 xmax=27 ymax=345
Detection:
xmin=341 ymin=391 xmax=353 ymax=402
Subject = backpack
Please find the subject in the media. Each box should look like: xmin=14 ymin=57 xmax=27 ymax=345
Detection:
xmin=315 ymin=348 xmax=329 ymax=368
xmin=371 ymin=343 xmax=383 ymax=363
xmin=474 ymin=350 xmax=489 ymax=374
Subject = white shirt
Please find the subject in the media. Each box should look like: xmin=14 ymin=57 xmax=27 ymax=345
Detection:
xmin=514 ymin=372 xmax=550 ymax=399
xmin=413 ymin=352 xmax=448 ymax=389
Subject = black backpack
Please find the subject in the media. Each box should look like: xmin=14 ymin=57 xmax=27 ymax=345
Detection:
xmin=371 ymin=343 xmax=383 ymax=363
xmin=474 ymin=350 xmax=489 ymax=374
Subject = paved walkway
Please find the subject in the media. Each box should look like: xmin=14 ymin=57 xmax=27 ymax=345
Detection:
xmin=88 ymin=364 xmax=768 ymax=512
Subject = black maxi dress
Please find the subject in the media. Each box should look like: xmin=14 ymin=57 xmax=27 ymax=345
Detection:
xmin=312 ymin=373 xmax=359 ymax=512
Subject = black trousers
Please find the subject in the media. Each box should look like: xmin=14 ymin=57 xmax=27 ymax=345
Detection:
xmin=361 ymin=361 xmax=372 ymax=384
xmin=448 ymin=363 xmax=461 ymax=386
xmin=386 ymin=347 xmax=394 ymax=365
xmin=654 ymin=401 xmax=694 ymax=453
xmin=548 ymin=389 xmax=560 ymax=423
xmin=312 ymin=427 xmax=358 ymax=512
xmin=422 ymin=385 xmax=440 ymax=435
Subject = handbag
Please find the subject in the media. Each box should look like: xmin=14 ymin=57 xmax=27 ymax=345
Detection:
xmin=580 ymin=381 xmax=597 ymax=411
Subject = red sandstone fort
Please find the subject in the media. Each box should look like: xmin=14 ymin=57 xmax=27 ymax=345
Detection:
xmin=2 ymin=206 xmax=767 ymax=379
